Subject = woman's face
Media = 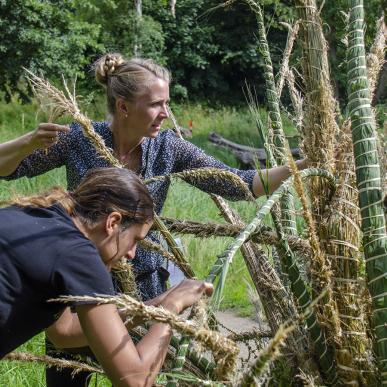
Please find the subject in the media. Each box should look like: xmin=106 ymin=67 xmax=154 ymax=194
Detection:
xmin=124 ymin=78 xmax=170 ymax=138
xmin=100 ymin=220 xmax=152 ymax=271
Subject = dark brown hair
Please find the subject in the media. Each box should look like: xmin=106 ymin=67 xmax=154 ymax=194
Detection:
xmin=6 ymin=168 xmax=154 ymax=228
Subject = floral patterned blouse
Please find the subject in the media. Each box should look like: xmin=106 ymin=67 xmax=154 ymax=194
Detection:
xmin=4 ymin=122 xmax=255 ymax=300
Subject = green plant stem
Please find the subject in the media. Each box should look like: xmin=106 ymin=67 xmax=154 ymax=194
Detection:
xmin=347 ymin=0 xmax=387 ymax=381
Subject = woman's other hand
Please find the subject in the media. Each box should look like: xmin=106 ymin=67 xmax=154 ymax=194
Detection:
xmin=0 ymin=123 xmax=70 ymax=176
xmin=26 ymin=123 xmax=70 ymax=151
xmin=160 ymin=279 xmax=213 ymax=314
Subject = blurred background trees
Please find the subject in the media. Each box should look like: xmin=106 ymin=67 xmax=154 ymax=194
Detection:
xmin=0 ymin=0 xmax=385 ymax=104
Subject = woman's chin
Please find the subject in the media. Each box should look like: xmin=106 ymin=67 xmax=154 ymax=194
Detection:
xmin=148 ymin=127 xmax=161 ymax=137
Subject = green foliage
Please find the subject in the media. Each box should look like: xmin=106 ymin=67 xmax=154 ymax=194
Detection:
xmin=0 ymin=0 xmax=101 ymax=102
xmin=0 ymin=0 xmax=383 ymax=104
xmin=321 ymin=0 xmax=385 ymax=103
xmin=75 ymin=0 xmax=165 ymax=63
xmin=147 ymin=0 xmax=295 ymax=102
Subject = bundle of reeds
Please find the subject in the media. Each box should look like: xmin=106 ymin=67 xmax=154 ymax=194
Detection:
xmin=347 ymin=0 xmax=387 ymax=383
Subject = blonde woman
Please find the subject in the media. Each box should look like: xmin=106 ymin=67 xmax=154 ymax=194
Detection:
xmin=0 ymin=167 xmax=213 ymax=387
xmin=0 ymin=53 xmax=307 ymax=300
xmin=0 ymin=53 xmax=306 ymax=386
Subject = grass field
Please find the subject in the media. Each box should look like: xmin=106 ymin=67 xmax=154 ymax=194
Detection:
xmin=0 ymin=97 xmax=296 ymax=386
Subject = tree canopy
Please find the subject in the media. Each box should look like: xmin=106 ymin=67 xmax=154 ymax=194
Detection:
xmin=0 ymin=0 xmax=384 ymax=103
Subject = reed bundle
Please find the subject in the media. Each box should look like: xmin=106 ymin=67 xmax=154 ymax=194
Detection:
xmin=347 ymin=1 xmax=387 ymax=382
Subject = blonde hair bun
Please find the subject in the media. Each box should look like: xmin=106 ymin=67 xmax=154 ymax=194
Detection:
xmin=94 ymin=53 xmax=124 ymax=86
xmin=93 ymin=52 xmax=170 ymax=114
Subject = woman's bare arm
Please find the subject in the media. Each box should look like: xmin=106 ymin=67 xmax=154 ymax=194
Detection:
xmin=252 ymin=158 xmax=308 ymax=197
xmin=74 ymin=280 xmax=213 ymax=387
xmin=0 ymin=123 xmax=69 ymax=176
xmin=77 ymin=303 xmax=172 ymax=387
xmin=45 ymin=292 xmax=174 ymax=349
xmin=45 ymin=307 xmax=87 ymax=348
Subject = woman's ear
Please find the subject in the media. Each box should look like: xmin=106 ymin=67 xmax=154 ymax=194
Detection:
xmin=105 ymin=212 xmax=123 ymax=236
xmin=116 ymin=99 xmax=128 ymax=117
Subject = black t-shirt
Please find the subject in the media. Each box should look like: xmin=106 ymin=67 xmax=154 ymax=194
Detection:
xmin=0 ymin=204 xmax=114 ymax=358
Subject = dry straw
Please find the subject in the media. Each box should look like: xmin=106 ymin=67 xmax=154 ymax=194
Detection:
xmin=366 ymin=16 xmax=386 ymax=97
xmin=24 ymin=69 xmax=122 ymax=168
xmin=50 ymin=294 xmax=239 ymax=380
xmin=4 ymin=352 xmax=104 ymax=376
xmin=236 ymin=323 xmax=295 ymax=387
xmin=158 ymin=216 xmax=311 ymax=255
xmin=276 ymin=21 xmax=300 ymax=97
xmin=112 ymin=259 xmax=140 ymax=299
xmin=227 ymin=329 xmax=272 ymax=342
xmin=285 ymin=69 xmax=304 ymax=131
xmin=145 ymin=168 xmax=255 ymax=202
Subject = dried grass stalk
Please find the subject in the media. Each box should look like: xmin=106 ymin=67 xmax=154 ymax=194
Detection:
xmin=4 ymin=352 xmax=103 ymax=376
xmin=24 ymin=69 xmax=121 ymax=168
xmin=236 ymin=323 xmax=296 ymax=387
xmin=153 ymin=216 xmax=195 ymax=278
xmin=112 ymin=259 xmax=140 ymax=299
xmin=145 ymin=168 xmax=255 ymax=202
xmin=286 ymin=69 xmax=304 ymax=131
xmin=276 ymin=21 xmax=300 ymax=99
xmin=158 ymin=216 xmax=311 ymax=255
xmin=51 ymin=294 xmax=239 ymax=380
xmin=166 ymin=105 xmax=183 ymax=139
xmin=227 ymin=329 xmax=272 ymax=342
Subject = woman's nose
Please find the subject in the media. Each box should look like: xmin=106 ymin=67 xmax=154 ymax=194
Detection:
xmin=161 ymin=104 xmax=169 ymax=118
xmin=126 ymin=245 xmax=137 ymax=260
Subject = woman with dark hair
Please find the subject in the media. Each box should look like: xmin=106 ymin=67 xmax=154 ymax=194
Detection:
xmin=0 ymin=167 xmax=213 ymax=387
xmin=0 ymin=52 xmax=306 ymax=386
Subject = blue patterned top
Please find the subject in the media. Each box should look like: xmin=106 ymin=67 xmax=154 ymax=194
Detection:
xmin=4 ymin=122 xmax=255 ymax=299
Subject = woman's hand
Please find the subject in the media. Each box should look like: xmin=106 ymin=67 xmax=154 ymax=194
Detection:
xmin=253 ymin=157 xmax=310 ymax=197
xmin=295 ymin=157 xmax=309 ymax=170
xmin=160 ymin=279 xmax=213 ymax=314
xmin=25 ymin=123 xmax=70 ymax=151
xmin=0 ymin=123 xmax=70 ymax=177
